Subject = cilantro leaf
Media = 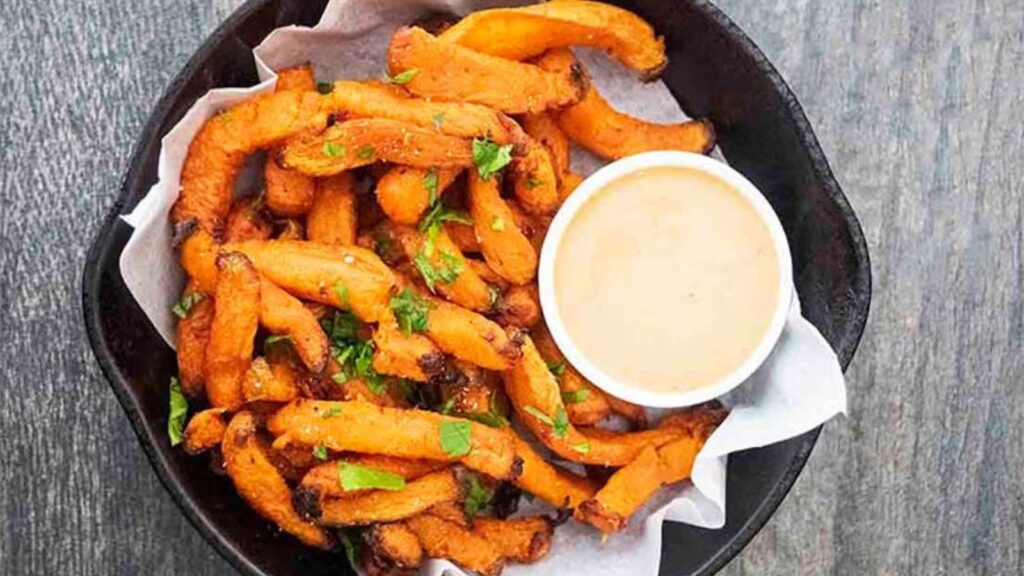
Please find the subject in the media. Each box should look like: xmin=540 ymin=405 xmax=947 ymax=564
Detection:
xmin=561 ymin=389 xmax=591 ymax=404
xmin=171 ymin=291 xmax=205 ymax=319
xmin=572 ymin=441 xmax=591 ymax=454
xmin=552 ymin=407 xmax=569 ymax=438
xmin=439 ymin=421 xmax=472 ymax=457
xmin=432 ymin=112 xmax=445 ymax=130
xmin=167 ymin=377 xmax=187 ymax=447
xmin=464 ymin=411 xmax=508 ymax=428
xmin=463 ymin=474 xmax=493 ymax=516
xmin=472 ymin=137 xmax=513 ymax=180
xmin=334 ymin=283 xmax=350 ymax=309
xmin=338 ymin=462 xmax=407 ymax=491
xmin=389 ymin=289 xmax=432 ymax=334
xmin=523 ymin=405 xmax=554 ymax=426
xmin=320 ymin=404 xmax=342 ymax=419
xmin=526 ymin=176 xmax=543 ymax=189
xmin=440 ymin=397 xmax=456 ymax=415
xmin=490 ymin=216 xmax=505 ymax=231
xmin=322 ymin=141 xmax=345 ymax=158
xmin=546 ymin=361 xmax=567 ymax=378
xmin=338 ymin=530 xmax=361 ymax=571
xmin=312 ymin=444 xmax=329 ymax=461
xmin=423 ymin=168 xmax=439 ymax=205
xmin=386 ymin=68 xmax=419 ymax=85
xmin=356 ymin=145 xmax=375 ymax=160
xmin=316 ymin=82 xmax=333 ymax=95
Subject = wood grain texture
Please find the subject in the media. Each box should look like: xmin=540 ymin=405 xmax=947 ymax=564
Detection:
xmin=0 ymin=0 xmax=1020 ymax=575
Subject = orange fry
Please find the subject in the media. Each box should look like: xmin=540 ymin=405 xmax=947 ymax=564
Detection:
xmin=376 ymin=166 xmax=461 ymax=225
xmin=267 ymin=399 xmax=517 ymax=480
xmin=372 ymin=320 xmax=447 ymax=382
xmin=441 ymin=1 xmax=666 ymax=76
xmin=387 ymin=26 xmax=586 ymax=115
xmin=223 ymin=240 xmax=396 ymax=323
xmin=474 ymin=516 xmax=553 ymax=564
xmin=511 ymin=434 xmax=596 ymax=510
xmin=503 ymin=335 xmax=683 ymax=466
xmin=204 ymin=253 xmax=260 ymax=410
xmin=175 ymin=281 xmax=214 ymax=397
xmin=221 ymin=411 xmax=330 ymax=548
xmin=306 ymin=172 xmax=358 ymax=246
xmin=467 ymin=171 xmax=538 ymax=285
xmin=280 ymin=118 xmax=474 ymax=177
xmin=259 ymin=278 xmax=329 ymax=373
xmin=298 ymin=456 xmax=448 ymax=501
xmin=307 ymin=469 xmax=462 ymax=526
xmin=405 ymin=513 xmax=504 ymax=576
xmin=182 ymin=408 xmax=227 ymax=455
xmin=223 ymin=196 xmax=272 ymax=242
xmin=393 ymin=225 xmax=494 ymax=312
xmin=537 ymin=49 xmax=715 ymax=159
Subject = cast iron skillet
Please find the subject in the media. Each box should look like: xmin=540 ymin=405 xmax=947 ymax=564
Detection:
xmin=82 ymin=0 xmax=872 ymax=574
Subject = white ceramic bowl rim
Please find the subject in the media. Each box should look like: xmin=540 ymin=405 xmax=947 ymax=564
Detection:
xmin=538 ymin=151 xmax=794 ymax=408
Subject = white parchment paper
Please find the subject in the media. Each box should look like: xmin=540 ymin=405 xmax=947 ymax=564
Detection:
xmin=119 ymin=1 xmax=848 ymax=574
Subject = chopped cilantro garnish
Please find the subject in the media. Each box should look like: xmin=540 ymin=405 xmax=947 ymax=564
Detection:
xmin=356 ymin=145 xmax=375 ymax=160
xmin=167 ymin=377 xmax=187 ymax=447
xmin=322 ymin=141 xmax=345 ymax=158
xmin=524 ymin=405 xmax=569 ymax=438
xmin=561 ymin=389 xmax=591 ymax=404
xmin=490 ymin=216 xmax=505 ymax=231
xmin=432 ymin=112 xmax=445 ymax=130
xmin=571 ymin=441 xmax=591 ymax=454
xmin=171 ymin=291 xmax=205 ymax=319
xmin=423 ymin=168 xmax=439 ymax=205
xmin=312 ymin=444 xmax=329 ymax=461
xmin=439 ymin=421 xmax=472 ymax=457
xmin=546 ymin=361 xmax=567 ymax=378
xmin=440 ymin=397 xmax=456 ymax=415
xmin=389 ymin=289 xmax=432 ymax=334
xmin=472 ymin=137 xmax=513 ymax=180
xmin=338 ymin=462 xmax=406 ymax=491
xmin=334 ymin=283 xmax=350 ymax=309
xmin=386 ymin=68 xmax=419 ymax=85
xmin=463 ymin=474 xmax=493 ymax=516
xmin=316 ymin=82 xmax=333 ymax=95
xmin=526 ymin=176 xmax=543 ymax=189
xmin=321 ymin=404 xmax=342 ymax=419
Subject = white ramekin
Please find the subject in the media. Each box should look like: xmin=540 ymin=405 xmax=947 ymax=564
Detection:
xmin=538 ymin=151 xmax=794 ymax=408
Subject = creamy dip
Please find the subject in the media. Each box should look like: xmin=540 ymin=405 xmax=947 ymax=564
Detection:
xmin=554 ymin=166 xmax=780 ymax=393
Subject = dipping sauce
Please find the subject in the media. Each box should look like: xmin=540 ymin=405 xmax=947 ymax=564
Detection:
xmin=554 ymin=166 xmax=780 ymax=393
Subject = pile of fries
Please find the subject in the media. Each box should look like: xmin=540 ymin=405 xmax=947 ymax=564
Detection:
xmin=166 ymin=2 xmax=724 ymax=574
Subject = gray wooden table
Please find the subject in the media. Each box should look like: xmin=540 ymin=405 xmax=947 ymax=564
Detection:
xmin=1 ymin=0 xmax=1021 ymax=574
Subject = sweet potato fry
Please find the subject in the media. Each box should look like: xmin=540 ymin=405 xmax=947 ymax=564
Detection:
xmin=224 ymin=196 xmax=273 ymax=242
xmin=406 ymin=513 xmax=505 ymax=576
xmin=322 ymin=80 xmax=514 ymax=142
xmin=298 ymin=456 xmax=448 ymax=500
xmin=511 ymin=434 xmax=596 ymax=510
xmin=179 ymin=228 xmax=219 ymax=295
xmin=280 ymin=118 xmax=475 ymax=177
xmin=372 ymin=320 xmax=446 ymax=382
xmin=275 ymin=65 xmax=316 ymax=92
xmin=376 ymin=166 xmax=461 ymax=225
xmin=576 ymin=403 xmax=726 ymax=532
xmin=259 ymin=278 xmax=329 ymax=372
xmin=366 ymin=523 xmax=425 ymax=569
xmin=175 ymin=281 xmax=213 ymax=397
xmin=306 ymin=172 xmax=358 ymax=245
xmin=493 ymin=284 xmax=541 ymax=329
xmin=604 ymin=394 xmax=648 ymax=427
xmin=309 ymin=469 xmax=462 ymax=526
xmin=465 ymin=258 xmax=507 ymax=289
xmin=512 ymin=136 xmax=560 ymax=214
xmin=445 ymin=221 xmax=481 ymax=254
xmin=467 ymin=172 xmax=538 ymax=285
xmin=265 ymin=158 xmax=318 ymax=217
xmin=537 ymin=49 xmax=715 ymax=159
xmin=387 ymin=26 xmax=586 ymax=115
xmin=422 ymin=293 xmax=523 ymax=370
xmin=531 ymin=322 xmax=611 ymax=426
xmin=242 ymin=356 xmax=299 ymax=404
xmin=221 ymin=411 xmax=331 ymax=548
xmin=503 ymin=335 xmax=683 ymax=466
xmin=522 ymin=112 xmax=570 ymax=177
xmin=182 ymin=408 xmax=227 ymax=455
xmin=204 ymin=253 xmax=261 ymax=410
xmin=474 ymin=516 xmax=553 ymax=564
xmin=393 ymin=225 xmax=493 ymax=312
xmin=223 ymin=240 xmax=396 ymax=323
xmin=441 ymin=1 xmax=666 ymax=76
xmin=267 ymin=399 xmax=518 ymax=480
xmin=171 ymin=89 xmax=331 ymax=236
